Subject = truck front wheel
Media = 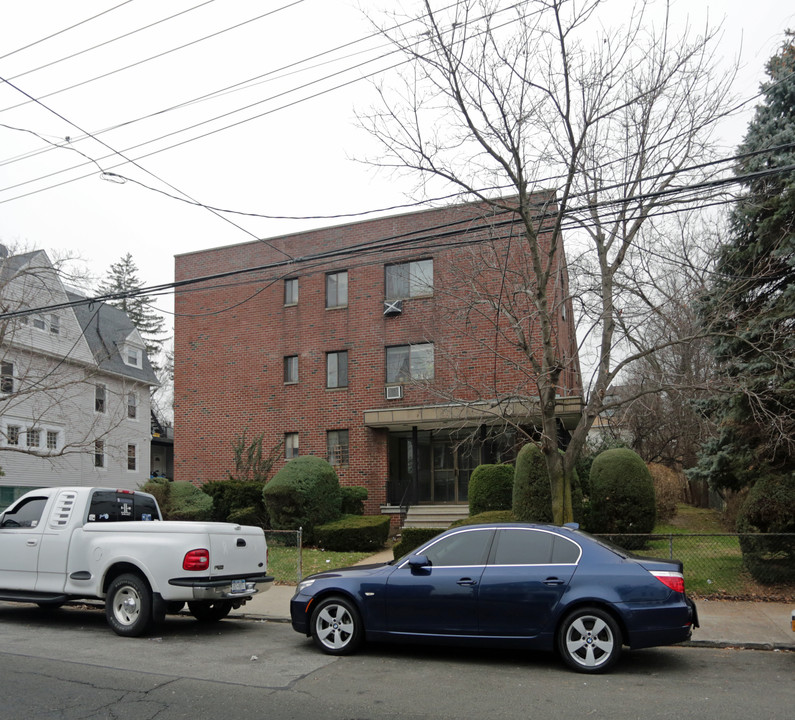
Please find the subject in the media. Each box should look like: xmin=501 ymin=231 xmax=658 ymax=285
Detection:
xmin=106 ymin=573 xmax=153 ymax=637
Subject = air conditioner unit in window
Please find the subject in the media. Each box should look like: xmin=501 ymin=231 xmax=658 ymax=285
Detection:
xmin=383 ymin=299 xmax=403 ymax=316
xmin=385 ymin=385 xmax=403 ymax=400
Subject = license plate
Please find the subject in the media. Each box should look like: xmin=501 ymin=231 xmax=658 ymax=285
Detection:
xmin=231 ymin=579 xmax=246 ymax=594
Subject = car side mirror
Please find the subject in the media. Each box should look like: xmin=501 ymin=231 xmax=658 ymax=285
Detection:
xmin=408 ymin=554 xmax=431 ymax=571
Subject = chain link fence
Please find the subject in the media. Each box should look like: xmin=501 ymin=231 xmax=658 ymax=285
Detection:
xmin=599 ymin=533 xmax=795 ymax=599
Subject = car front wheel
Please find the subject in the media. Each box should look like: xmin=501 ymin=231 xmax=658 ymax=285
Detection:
xmin=105 ymin=573 xmax=153 ymax=637
xmin=310 ymin=596 xmax=363 ymax=655
xmin=558 ymin=607 xmax=622 ymax=673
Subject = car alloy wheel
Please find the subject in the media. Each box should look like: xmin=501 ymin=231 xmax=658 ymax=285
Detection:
xmin=558 ymin=607 xmax=622 ymax=673
xmin=310 ymin=596 xmax=363 ymax=655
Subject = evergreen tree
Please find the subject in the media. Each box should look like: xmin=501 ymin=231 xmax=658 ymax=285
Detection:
xmin=97 ymin=254 xmax=167 ymax=367
xmin=691 ymin=34 xmax=795 ymax=492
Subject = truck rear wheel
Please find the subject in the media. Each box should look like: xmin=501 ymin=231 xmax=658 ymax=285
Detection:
xmin=106 ymin=573 xmax=153 ymax=637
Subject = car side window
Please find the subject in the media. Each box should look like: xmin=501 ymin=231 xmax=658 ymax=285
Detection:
xmin=422 ymin=529 xmax=493 ymax=566
xmin=0 ymin=497 xmax=47 ymax=528
xmin=551 ymin=535 xmax=581 ymax=564
xmin=493 ymin=529 xmax=555 ymax=565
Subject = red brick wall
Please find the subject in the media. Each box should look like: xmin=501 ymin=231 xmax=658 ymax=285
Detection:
xmin=173 ymin=200 xmax=582 ymax=512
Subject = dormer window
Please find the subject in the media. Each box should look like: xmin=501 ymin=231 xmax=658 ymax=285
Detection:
xmin=123 ymin=344 xmax=143 ymax=368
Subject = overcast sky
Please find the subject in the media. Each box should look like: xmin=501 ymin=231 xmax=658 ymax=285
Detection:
xmin=1 ymin=0 xmax=793 ymax=324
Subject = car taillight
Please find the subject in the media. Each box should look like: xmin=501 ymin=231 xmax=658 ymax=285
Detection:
xmin=183 ymin=549 xmax=209 ymax=571
xmin=652 ymin=571 xmax=685 ymax=594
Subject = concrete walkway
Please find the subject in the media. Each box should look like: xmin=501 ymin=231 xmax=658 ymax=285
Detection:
xmin=232 ymin=550 xmax=795 ymax=651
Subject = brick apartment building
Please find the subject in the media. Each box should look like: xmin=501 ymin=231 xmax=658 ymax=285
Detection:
xmin=173 ymin=198 xmax=582 ymax=520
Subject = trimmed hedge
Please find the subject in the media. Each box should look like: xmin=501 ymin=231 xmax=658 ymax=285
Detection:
xmin=392 ymin=527 xmax=446 ymax=560
xmin=141 ymin=479 xmax=213 ymax=521
xmin=340 ymin=486 xmax=368 ymax=515
xmin=263 ymin=456 xmax=342 ymax=543
xmin=513 ymin=444 xmax=583 ymax=523
xmin=736 ymin=473 xmax=795 ymax=583
xmin=450 ymin=510 xmax=517 ymax=528
xmin=201 ymin=480 xmax=269 ymax=527
xmin=468 ymin=464 xmax=514 ymax=516
xmin=588 ymin=448 xmax=656 ymax=545
xmin=315 ymin=514 xmax=390 ymax=552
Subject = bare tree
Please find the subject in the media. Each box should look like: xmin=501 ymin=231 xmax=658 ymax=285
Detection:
xmin=358 ymin=0 xmax=736 ymax=522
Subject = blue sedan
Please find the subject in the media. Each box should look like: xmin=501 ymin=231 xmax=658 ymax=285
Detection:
xmin=290 ymin=523 xmax=698 ymax=673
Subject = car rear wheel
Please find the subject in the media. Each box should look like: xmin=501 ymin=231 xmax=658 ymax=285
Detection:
xmin=310 ymin=596 xmax=363 ymax=655
xmin=558 ymin=607 xmax=622 ymax=673
xmin=105 ymin=573 xmax=153 ymax=637
xmin=188 ymin=601 xmax=233 ymax=622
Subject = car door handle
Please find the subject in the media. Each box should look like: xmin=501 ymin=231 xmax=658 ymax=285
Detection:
xmin=457 ymin=578 xmax=477 ymax=586
xmin=26 ymin=539 xmax=38 ymax=547
xmin=543 ymin=577 xmax=565 ymax=586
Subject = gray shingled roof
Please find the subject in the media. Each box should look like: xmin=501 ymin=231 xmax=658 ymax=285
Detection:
xmin=67 ymin=291 xmax=159 ymax=386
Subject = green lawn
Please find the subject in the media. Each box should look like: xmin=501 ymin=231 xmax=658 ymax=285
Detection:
xmin=268 ymin=546 xmax=373 ymax=585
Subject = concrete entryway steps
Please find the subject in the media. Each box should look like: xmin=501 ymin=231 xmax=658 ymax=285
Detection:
xmin=403 ymin=505 xmax=469 ymax=528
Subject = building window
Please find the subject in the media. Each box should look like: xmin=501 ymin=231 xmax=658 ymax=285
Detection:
xmin=327 ymin=430 xmax=349 ymax=466
xmin=49 ymin=314 xmax=60 ymax=335
xmin=7 ymin=425 xmax=21 ymax=446
xmin=95 ymin=384 xmax=106 ymax=413
xmin=124 ymin=345 xmax=143 ymax=368
xmin=94 ymin=440 xmax=105 ymax=468
xmin=127 ymin=391 xmax=137 ymax=419
xmin=1 ymin=361 xmax=13 ymax=393
xmin=385 ymin=259 xmax=433 ymax=299
xmin=326 ymin=271 xmax=348 ymax=309
xmin=284 ymin=278 xmax=298 ymax=306
xmin=284 ymin=355 xmax=298 ymax=384
xmin=32 ymin=315 xmax=46 ymax=331
xmin=47 ymin=430 xmax=59 ymax=451
xmin=127 ymin=444 xmax=137 ymax=471
xmin=27 ymin=428 xmax=41 ymax=448
xmin=386 ymin=343 xmax=434 ymax=383
xmin=326 ymin=351 xmax=348 ymax=388
xmin=285 ymin=432 xmax=299 ymax=459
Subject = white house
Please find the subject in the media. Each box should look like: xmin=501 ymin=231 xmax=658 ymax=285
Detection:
xmin=0 ymin=249 xmax=158 ymax=509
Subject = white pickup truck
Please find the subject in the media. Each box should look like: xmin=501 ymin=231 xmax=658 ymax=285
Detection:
xmin=0 ymin=486 xmax=273 ymax=636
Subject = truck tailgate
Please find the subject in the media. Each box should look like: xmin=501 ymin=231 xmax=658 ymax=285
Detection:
xmin=208 ymin=525 xmax=267 ymax=577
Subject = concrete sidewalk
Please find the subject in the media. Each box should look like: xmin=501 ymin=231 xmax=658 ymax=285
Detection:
xmin=232 ymin=550 xmax=795 ymax=651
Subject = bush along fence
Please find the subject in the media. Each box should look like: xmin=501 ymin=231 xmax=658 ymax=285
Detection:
xmin=602 ymin=533 xmax=795 ymax=599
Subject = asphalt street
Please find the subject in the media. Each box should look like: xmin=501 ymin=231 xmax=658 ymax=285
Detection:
xmin=0 ymin=602 xmax=793 ymax=720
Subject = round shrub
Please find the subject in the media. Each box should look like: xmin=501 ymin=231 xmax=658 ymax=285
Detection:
xmin=736 ymin=473 xmax=795 ymax=584
xmin=141 ymin=479 xmax=213 ymax=521
xmin=263 ymin=456 xmax=342 ymax=543
xmin=588 ymin=448 xmax=656 ymax=544
xmin=512 ymin=444 xmax=583 ymax=523
xmin=340 ymin=486 xmax=368 ymax=515
xmin=469 ymin=464 xmax=514 ymax=516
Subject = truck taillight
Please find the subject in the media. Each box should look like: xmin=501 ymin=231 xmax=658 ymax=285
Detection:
xmin=652 ymin=571 xmax=685 ymax=594
xmin=183 ymin=549 xmax=209 ymax=571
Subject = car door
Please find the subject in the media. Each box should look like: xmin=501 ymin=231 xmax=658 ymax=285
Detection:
xmin=385 ymin=527 xmax=494 ymax=636
xmin=0 ymin=495 xmax=50 ymax=591
xmin=477 ymin=528 xmax=580 ymax=637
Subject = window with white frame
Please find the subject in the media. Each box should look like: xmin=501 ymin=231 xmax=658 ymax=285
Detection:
xmin=327 ymin=430 xmax=349 ymax=466
xmin=27 ymin=428 xmax=41 ymax=448
xmin=1 ymin=361 xmax=13 ymax=394
xmin=124 ymin=345 xmax=143 ymax=368
xmin=326 ymin=271 xmax=348 ymax=309
xmin=94 ymin=439 xmax=105 ymax=468
xmin=284 ymin=278 xmax=298 ymax=306
xmin=285 ymin=432 xmax=299 ymax=459
xmin=49 ymin=314 xmax=60 ymax=335
xmin=284 ymin=355 xmax=298 ymax=384
xmin=385 ymin=259 xmax=433 ymax=300
xmin=32 ymin=315 xmax=46 ymax=331
xmin=95 ymin=384 xmax=106 ymax=413
xmin=386 ymin=343 xmax=434 ymax=383
xmin=46 ymin=430 xmax=59 ymax=451
xmin=326 ymin=351 xmax=348 ymax=388
xmin=127 ymin=443 xmax=137 ymax=471
xmin=127 ymin=391 xmax=137 ymax=419
xmin=7 ymin=425 xmax=21 ymax=446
